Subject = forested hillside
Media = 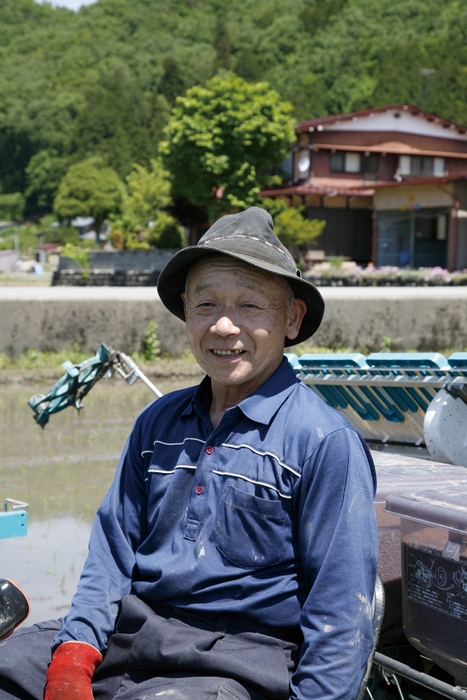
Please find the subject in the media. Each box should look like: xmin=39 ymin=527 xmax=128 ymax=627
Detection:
xmin=1 ymin=0 xmax=467 ymax=216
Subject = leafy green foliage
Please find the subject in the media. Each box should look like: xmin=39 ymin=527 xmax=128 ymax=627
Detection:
xmin=274 ymin=209 xmax=325 ymax=250
xmin=70 ymin=61 xmax=169 ymax=179
xmin=259 ymin=198 xmax=325 ymax=261
xmin=109 ymin=159 xmax=183 ymax=249
xmin=160 ymin=73 xmax=295 ymax=219
xmin=124 ymin=159 xmax=172 ymax=222
xmin=0 ymin=215 xmax=79 ymax=254
xmin=147 ymin=211 xmax=184 ymax=249
xmin=143 ymin=320 xmax=160 ymax=362
xmin=1 ymin=0 xmax=467 ymax=218
xmin=0 ymin=192 xmax=25 ymax=220
xmin=0 ymin=347 xmax=93 ymax=372
xmin=54 ymin=158 xmax=125 ymax=243
xmin=25 ymin=150 xmax=70 ymax=214
xmin=37 ymin=215 xmax=80 ymax=246
xmin=60 ymin=244 xmax=91 ymax=269
xmin=60 ymin=243 xmax=92 ymax=282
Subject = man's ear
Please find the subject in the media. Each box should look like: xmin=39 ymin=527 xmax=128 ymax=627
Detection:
xmin=285 ymin=298 xmax=307 ymax=341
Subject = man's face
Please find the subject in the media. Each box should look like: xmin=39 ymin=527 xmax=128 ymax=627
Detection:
xmin=183 ymin=256 xmax=306 ymax=402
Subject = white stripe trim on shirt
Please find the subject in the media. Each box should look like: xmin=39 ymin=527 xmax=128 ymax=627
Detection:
xmin=153 ymin=437 xmax=205 ymax=447
xmin=147 ymin=464 xmax=197 ymax=475
xmin=142 ymin=437 xmax=205 ymax=458
xmin=221 ymin=442 xmax=301 ymax=478
xmin=212 ymin=470 xmax=292 ymax=499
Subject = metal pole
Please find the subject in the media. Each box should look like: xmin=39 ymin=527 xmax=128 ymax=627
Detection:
xmin=374 ymin=652 xmax=467 ymax=699
xmin=132 ymin=367 xmax=163 ymax=398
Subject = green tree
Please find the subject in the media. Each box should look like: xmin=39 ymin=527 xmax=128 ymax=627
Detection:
xmin=109 ymin=159 xmax=183 ymax=249
xmin=25 ymin=149 xmax=69 ymax=213
xmin=37 ymin=214 xmax=80 ymax=246
xmin=0 ymin=192 xmax=25 ymax=221
xmin=54 ymin=158 xmax=125 ymax=245
xmin=234 ymin=48 xmax=261 ymax=83
xmin=147 ymin=211 xmax=184 ymax=249
xmin=275 ymin=209 xmax=325 ymax=263
xmin=213 ymin=17 xmax=232 ymax=70
xmin=159 ymin=73 xmax=295 ymax=222
xmin=260 ymin=198 xmax=325 ymax=263
xmin=4 ymin=0 xmax=467 ymax=214
xmin=159 ymin=57 xmax=186 ymax=104
xmin=70 ymin=62 xmax=165 ymax=179
xmin=124 ymin=159 xmax=172 ymax=221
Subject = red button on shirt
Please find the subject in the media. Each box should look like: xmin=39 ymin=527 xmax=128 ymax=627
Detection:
xmin=195 ymin=485 xmax=203 ymax=495
xmin=205 ymin=446 xmax=214 ymax=454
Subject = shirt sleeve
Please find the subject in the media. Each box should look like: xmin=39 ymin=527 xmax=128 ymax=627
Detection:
xmin=53 ymin=417 xmax=148 ymax=652
xmin=290 ymin=427 xmax=378 ymax=700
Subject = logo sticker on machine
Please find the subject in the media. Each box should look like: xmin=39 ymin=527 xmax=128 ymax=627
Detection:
xmin=406 ymin=544 xmax=467 ymax=621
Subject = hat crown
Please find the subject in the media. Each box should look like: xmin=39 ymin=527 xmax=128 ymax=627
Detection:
xmin=156 ymin=206 xmax=325 ymax=346
xmin=198 ymin=207 xmax=297 ymax=275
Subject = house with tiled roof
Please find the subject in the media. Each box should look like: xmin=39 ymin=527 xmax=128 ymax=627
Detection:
xmin=262 ymin=104 xmax=467 ymax=270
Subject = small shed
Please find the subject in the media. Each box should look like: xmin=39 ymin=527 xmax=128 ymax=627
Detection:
xmin=34 ymin=243 xmax=61 ymax=266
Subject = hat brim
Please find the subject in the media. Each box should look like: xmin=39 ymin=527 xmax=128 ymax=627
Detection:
xmin=157 ymin=247 xmax=325 ymax=347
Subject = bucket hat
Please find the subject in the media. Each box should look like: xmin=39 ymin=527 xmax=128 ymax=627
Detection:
xmin=157 ymin=206 xmax=325 ymax=346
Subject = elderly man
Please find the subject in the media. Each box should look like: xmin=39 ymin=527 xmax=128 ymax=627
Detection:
xmin=0 ymin=207 xmax=377 ymax=700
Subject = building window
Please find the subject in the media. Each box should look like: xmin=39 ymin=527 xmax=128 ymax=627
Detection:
xmin=362 ymin=153 xmax=378 ymax=180
xmin=433 ymin=157 xmax=446 ymax=177
xmin=345 ymin=152 xmax=361 ymax=173
xmin=330 ymin=151 xmax=345 ymax=172
xmin=415 ymin=213 xmax=449 ymax=241
xmin=399 ymin=155 xmax=445 ymax=177
xmin=329 ymin=151 xmax=362 ymax=173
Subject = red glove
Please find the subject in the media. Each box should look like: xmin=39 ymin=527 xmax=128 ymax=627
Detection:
xmin=44 ymin=641 xmax=102 ymax=700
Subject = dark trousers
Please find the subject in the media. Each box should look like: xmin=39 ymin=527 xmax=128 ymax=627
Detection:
xmin=0 ymin=596 xmax=301 ymax=700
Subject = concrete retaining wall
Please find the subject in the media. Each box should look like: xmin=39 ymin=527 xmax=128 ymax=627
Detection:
xmin=1 ymin=287 xmax=466 ymax=357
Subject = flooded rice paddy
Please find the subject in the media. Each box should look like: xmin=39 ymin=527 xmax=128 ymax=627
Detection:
xmin=0 ymin=372 xmax=198 ymax=626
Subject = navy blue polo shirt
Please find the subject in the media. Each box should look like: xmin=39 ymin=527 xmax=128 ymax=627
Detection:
xmin=55 ymin=358 xmax=378 ymax=700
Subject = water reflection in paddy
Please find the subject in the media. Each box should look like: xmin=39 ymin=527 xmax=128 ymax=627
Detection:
xmin=0 ymin=373 xmax=200 ymax=625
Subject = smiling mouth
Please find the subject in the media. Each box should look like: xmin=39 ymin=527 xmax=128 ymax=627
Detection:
xmin=211 ymin=349 xmax=244 ymax=356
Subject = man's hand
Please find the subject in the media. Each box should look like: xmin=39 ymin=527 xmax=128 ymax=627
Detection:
xmin=44 ymin=641 xmax=102 ymax=700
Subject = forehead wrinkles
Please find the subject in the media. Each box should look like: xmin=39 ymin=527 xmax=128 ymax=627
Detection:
xmin=186 ymin=256 xmax=286 ymax=297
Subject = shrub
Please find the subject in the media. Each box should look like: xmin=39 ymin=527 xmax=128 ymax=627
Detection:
xmin=307 ymin=265 xmax=467 ymax=286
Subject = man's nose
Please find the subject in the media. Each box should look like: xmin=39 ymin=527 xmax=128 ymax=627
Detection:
xmin=210 ymin=311 xmax=241 ymax=336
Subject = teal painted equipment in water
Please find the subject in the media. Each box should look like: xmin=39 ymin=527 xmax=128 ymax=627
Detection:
xmin=28 ymin=344 xmax=162 ymax=428
xmin=0 ymin=499 xmax=28 ymax=541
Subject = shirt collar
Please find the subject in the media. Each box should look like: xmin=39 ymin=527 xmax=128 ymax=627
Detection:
xmin=237 ymin=358 xmax=300 ymax=425
xmin=180 ymin=376 xmax=212 ymax=419
xmin=183 ymin=357 xmax=299 ymax=426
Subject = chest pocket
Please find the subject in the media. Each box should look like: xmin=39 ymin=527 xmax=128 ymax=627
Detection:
xmin=215 ymin=485 xmax=288 ymax=569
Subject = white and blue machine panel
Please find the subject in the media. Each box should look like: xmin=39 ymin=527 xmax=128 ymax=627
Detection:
xmin=285 ymin=352 xmax=467 ymax=446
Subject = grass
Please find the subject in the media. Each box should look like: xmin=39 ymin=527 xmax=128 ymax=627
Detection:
xmin=0 ymin=271 xmax=54 ymax=286
xmin=1 ymin=343 xmax=465 ymax=374
xmin=0 ymin=347 xmax=200 ymax=375
xmin=0 ymin=348 xmax=92 ymax=371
